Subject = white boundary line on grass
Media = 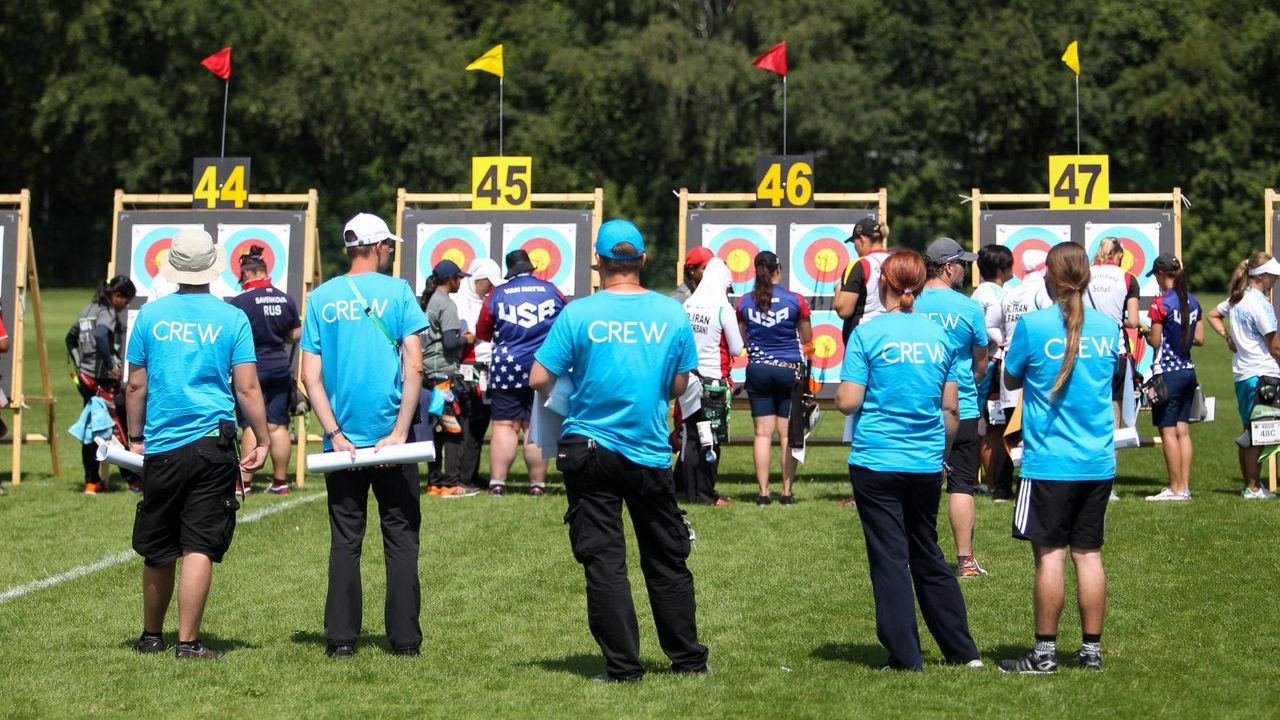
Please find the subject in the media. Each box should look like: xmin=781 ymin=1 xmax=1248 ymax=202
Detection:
xmin=0 ymin=491 xmax=327 ymax=605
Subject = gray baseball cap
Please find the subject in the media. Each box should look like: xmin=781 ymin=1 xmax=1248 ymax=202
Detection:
xmin=924 ymin=237 xmax=978 ymax=264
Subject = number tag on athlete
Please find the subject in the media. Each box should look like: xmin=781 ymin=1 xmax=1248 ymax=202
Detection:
xmin=1048 ymin=155 xmax=1109 ymax=209
xmin=471 ymin=156 xmax=532 ymax=210
xmin=192 ymin=157 xmax=251 ymax=209
xmin=755 ymin=155 xmax=814 ymax=208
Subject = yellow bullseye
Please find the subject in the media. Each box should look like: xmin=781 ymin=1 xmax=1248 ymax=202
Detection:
xmin=814 ymin=335 xmax=837 ymax=359
xmin=442 ymin=248 xmax=466 ymax=267
xmin=726 ymin=248 xmax=751 ymax=274
xmin=1120 ymin=249 xmax=1135 ymax=273
xmin=814 ymin=248 xmax=839 ymax=274
xmin=155 ymin=248 xmax=170 ymax=272
xmin=529 ymin=247 xmax=552 ymax=272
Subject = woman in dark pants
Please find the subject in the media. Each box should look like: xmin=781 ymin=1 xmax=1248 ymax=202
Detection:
xmin=836 ymin=250 xmax=981 ymax=671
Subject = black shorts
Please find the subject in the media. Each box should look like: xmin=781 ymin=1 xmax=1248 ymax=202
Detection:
xmin=1012 ymin=478 xmax=1112 ymax=550
xmin=1151 ymin=368 xmax=1198 ymax=428
xmin=745 ymin=363 xmax=800 ymax=418
xmin=238 ymin=367 xmax=293 ymax=427
xmin=490 ymin=386 xmax=534 ymax=422
xmin=1111 ymin=355 xmax=1132 ymax=402
xmin=132 ymin=435 xmax=240 ymax=566
xmin=945 ymin=418 xmax=980 ymax=494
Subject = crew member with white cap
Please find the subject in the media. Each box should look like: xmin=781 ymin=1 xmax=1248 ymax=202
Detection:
xmin=126 ymin=228 xmax=269 ymax=659
xmin=300 ymin=212 xmax=429 ymax=657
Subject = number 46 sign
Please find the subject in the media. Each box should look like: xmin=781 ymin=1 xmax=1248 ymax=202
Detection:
xmin=1049 ymin=154 xmax=1109 ymax=210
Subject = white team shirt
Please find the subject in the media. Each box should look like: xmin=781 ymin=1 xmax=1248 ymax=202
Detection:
xmin=1218 ymin=288 xmax=1280 ymax=381
xmin=971 ymin=281 xmax=1005 ymax=346
xmin=999 ymin=271 xmax=1054 ymax=408
xmin=1086 ymin=263 xmax=1139 ymax=326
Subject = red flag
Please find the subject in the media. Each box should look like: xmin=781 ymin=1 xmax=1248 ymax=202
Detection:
xmin=201 ymin=47 xmax=232 ymax=80
xmin=752 ymin=41 xmax=787 ymax=76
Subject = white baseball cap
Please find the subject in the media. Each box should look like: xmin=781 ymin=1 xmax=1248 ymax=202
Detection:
xmin=1022 ymin=248 xmax=1048 ymax=273
xmin=343 ymin=212 xmax=403 ymax=247
xmin=1249 ymin=258 xmax=1280 ymax=277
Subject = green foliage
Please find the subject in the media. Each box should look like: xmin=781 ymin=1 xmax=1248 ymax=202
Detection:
xmin=2 ymin=1 xmax=1279 ymax=288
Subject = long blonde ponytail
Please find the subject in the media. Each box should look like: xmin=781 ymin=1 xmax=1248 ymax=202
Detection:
xmin=1046 ymin=243 xmax=1091 ymax=398
xmin=1228 ymin=251 xmax=1272 ymax=305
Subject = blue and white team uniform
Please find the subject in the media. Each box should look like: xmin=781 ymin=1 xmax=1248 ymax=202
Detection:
xmin=1148 ymin=289 xmax=1201 ymax=427
xmin=736 ymin=287 xmax=810 ymax=418
xmin=476 ymin=272 xmax=565 ymax=421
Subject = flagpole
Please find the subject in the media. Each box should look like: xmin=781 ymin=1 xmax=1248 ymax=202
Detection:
xmin=1074 ymin=74 xmax=1080 ymax=154
xmin=782 ymin=75 xmax=788 ymax=155
xmin=499 ymin=77 xmax=504 ymax=157
xmin=220 ymin=79 xmax=230 ymax=158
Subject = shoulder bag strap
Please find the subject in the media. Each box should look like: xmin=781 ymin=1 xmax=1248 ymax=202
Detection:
xmin=343 ymin=275 xmax=399 ymax=352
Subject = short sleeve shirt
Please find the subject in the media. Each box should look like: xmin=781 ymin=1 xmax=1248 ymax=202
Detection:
xmin=484 ymin=274 xmax=565 ymax=390
xmin=1218 ymin=289 xmax=1280 ymax=381
xmin=1148 ymin=289 xmax=1200 ymax=374
xmin=914 ymin=287 xmax=988 ymax=420
xmin=126 ymin=293 xmax=256 ymax=454
xmin=422 ymin=288 xmax=462 ymax=377
xmin=300 ymin=273 xmax=428 ymax=449
xmin=1003 ymin=306 xmax=1120 ymax=481
xmin=228 ymin=284 xmax=300 ymax=373
xmin=736 ymin=286 xmax=811 ymax=364
xmin=842 ymin=312 xmax=956 ymax=473
xmin=535 ymin=291 xmax=697 ymax=468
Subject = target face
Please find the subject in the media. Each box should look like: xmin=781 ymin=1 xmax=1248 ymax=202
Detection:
xmin=502 ymin=223 xmax=577 ymax=295
xmin=130 ymin=223 xmax=206 ymax=298
xmin=788 ymin=224 xmax=854 ymax=296
xmin=808 ymin=310 xmax=845 ymax=384
xmin=417 ymin=223 xmax=490 ymax=296
xmin=995 ymin=224 xmax=1072 ymax=290
xmin=214 ymin=224 xmax=291 ymax=298
xmin=701 ymin=223 xmax=778 ymax=296
xmin=1086 ymin=222 xmax=1161 ymax=297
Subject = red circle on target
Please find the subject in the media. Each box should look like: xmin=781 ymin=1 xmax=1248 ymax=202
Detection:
xmin=519 ymin=236 xmax=563 ymax=281
xmin=1011 ymin=239 xmax=1051 ymax=280
xmin=431 ymin=237 xmax=480 ymax=271
xmin=802 ymin=236 xmax=848 ymax=286
xmin=717 ymin=238 xmax=761 ymax=285
xmin=810 ymin=323 xmax=845 ymax=371
xmin=143 ymin=238 xmax=174 ymax=278
xmin=1115 ymin=237 xmax=1147 ymax=278
xmin=229 ymin=240 xmax=277 ymax=277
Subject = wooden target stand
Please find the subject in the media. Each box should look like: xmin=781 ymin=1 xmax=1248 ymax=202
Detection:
xmin=675 ymin=187 xmax=889 ymax=444
xmin=107 ymin=189 xmax=322 ymax=488
xmin=1260 ymin=188 xmax=1280 ymax=491
xmin=0 ymin=190 xmax=60 ymax=484
xmin=392 ymin=187 xmax=606 ymax=289
xmin=967 ymin=187 xmax=1185 ymax=458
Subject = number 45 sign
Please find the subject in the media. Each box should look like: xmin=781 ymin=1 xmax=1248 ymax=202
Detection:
xmin=472 ymin=156 xmax=532 ymax=210
xmin=1049 ymin=155 xmax=1109 ymax=210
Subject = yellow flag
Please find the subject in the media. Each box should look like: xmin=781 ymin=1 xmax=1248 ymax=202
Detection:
xmin=466 ymin=44 xmax=504 ymax=78
xmin=1061 ymin=40 xmax=1080 ymax=76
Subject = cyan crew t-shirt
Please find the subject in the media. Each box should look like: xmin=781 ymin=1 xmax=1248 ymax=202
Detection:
xmin=126 ymin=293 xmax=256 ymax=454
xmin=1004 ymin=305 xmax=1120 ymax=481
xmin=535 ymin=291 xmax=697 ymax=468
xmin=300 ymin=272 xmax=428 ymax=450
xmin=842 ymin=312 xmax=956 ymax=473
xmin=915 ymin=287 xmax=988 ymax=420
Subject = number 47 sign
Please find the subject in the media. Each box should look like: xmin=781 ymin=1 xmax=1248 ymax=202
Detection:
xmin=1049 ymin=154 xmax=1109 ymax=209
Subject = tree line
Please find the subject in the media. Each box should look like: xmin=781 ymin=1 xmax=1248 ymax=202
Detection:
xmin=2 ymin=0 xmax=1278 ymax=290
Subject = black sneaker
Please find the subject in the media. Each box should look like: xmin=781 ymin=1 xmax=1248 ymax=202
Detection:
xmin=1077 ymin=650 xmax=1103 ymax=670
xmin=999 ymin=650 xmax=1057 ymax=674
xmin=591 ymin=672 xmax=642 ymax=683
xmin=133 ymin=634 xmax=166 ymax=654
xmin=778 ymin=494 xmax=795 ymax=506
xmin=326 ymin=643 xmax=356 ymax=658
xmin=393 ymin=645 xmax=421 ymax=657
xmin=175 ymin=642 xmax=223 ymax=660
xmin=756 ymin=494 xmax=772 ymax=506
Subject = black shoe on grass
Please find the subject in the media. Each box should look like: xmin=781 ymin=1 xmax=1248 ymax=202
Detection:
xmin=134 ymin=634 xmax=166 ymax=654
xmin=175 ymin=642 xmax=223 ymax=660
xmin=393 ymin=645 xmax=421 ymax=657
xmin=1077 ymin=650 xmax=1103 ymax=670
xmin=999 ymin=650 xmax=1057 ymax=674
xmin=326 ymin=644 xmax=356 ymax=658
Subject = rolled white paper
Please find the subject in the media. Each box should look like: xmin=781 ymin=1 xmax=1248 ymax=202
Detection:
xmin=306 ymin=441 xmax=437 ymax=473
xmin=96 ymin=441 xmax=145 ymax=472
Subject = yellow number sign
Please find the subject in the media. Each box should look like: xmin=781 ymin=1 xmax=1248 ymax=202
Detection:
xmin=1048 ymin=155 xmax=1109 ymax=209
xmin=755 ymin=155 xmax=814 ymax=208
xmin=192 ymin=157 xmax=251 ymax=209
xmin=471 ymin=156 xmax=532 ymax=210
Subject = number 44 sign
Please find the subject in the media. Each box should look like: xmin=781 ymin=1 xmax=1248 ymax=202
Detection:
xmin=1049 ymin=154 xmax=1109 ymax=209
xmin=193 ymin=157 xmax=251 ymax=209
xmin=472 ymin=156 xmax=532 ymax=210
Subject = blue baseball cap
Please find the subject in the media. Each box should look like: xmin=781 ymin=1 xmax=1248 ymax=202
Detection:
xmin=432 ymin=259 xmax=470 ymax=281
xmin=594 ymin=219 xmax=646 ymax=259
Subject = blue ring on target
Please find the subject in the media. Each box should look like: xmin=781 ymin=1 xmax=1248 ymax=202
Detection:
xmin=133 ymin=226 xmax=184 ymax=293
xmin=420 ymin=226 xmax=487 ymax=280
xmin=1086 ymin=225 xmax=1156 ymax=280
xmin=790 ymin=225 xmax=850 ymax=296
xmin=221 ymin=226 xmax=289 ymax=290
xmin=1001 ymin=226 xmax=1068 ymax=249
xmin=707 ymin=226 xmax=772 ymax=295
xmin=509 ymin=225 xmax=573 ymax=289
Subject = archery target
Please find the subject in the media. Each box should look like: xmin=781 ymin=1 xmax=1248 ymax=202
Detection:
xmin=502 ymin=223 xmax=578 ymax=295
xmin=788 ymin=223 xmax=854 ymax=297
xmin=130 ymin=223 xmax=205 ymax=298
xmin=701 ymin=224 xmax=778 ymax=296
xmin=1085 ymin=222 xmax=1161 ymax=297
xmin=995 ymin=224 xmax=1072 ymax=290
xmin=416 ymin=223 xmax=490 ymax=296
xmin=809 ymin=310 xmax=845 ymax=384
xmin=729 ymin=348 xmax=748 ymax=385
xmin=214 ymin=223 xmax=292 ymax=298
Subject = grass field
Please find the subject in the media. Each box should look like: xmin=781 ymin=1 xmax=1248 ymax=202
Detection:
xmin=2 ymin=288 xmax=1279 ymax=718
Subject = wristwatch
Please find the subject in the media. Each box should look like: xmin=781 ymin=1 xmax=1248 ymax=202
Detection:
xmin=129 ymin=435 xmax=144 ymax=443
xmin=325 ymin=427 xmax=344 ymax=440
